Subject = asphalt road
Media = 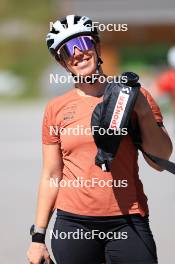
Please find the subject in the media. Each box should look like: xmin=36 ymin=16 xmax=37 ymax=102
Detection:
xmin=0 ymin=102 xmax=174 ymax=264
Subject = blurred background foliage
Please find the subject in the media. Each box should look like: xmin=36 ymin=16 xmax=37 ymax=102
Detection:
xmin=0 ymin=0 xmax=52 ymax=22
xmin=120 ymin=45 xmax=169 ymax=70
xmin=0 ymin=0 xmax=174 ymax=110
xmin=0 ymin=0 xmax=55 ymax=100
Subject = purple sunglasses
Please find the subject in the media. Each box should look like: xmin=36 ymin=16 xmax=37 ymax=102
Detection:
xmin=57 ymin=36 xmax=94 ymax=60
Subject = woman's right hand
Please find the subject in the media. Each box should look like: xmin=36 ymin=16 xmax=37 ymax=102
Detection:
xmin=27 ymin=242 xmax=51 ymax=264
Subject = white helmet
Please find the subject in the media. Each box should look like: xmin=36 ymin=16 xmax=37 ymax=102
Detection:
xmin=46 ymin=14 xmax=99 ymax=56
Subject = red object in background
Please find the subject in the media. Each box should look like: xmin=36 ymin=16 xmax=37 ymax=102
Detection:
xmin=156 ymin=69 xmax=175 ymax=110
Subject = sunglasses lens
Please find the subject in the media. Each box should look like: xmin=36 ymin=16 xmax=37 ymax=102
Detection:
xmin=58 ymin=36 xmax=94 ymax=60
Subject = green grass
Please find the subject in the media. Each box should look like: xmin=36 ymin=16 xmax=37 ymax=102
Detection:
xmin=120 ymin=44 xmax=169 ymax=69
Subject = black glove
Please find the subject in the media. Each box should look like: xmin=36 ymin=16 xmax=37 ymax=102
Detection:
xmin=91 ymin=72 xmax=140 ymax=171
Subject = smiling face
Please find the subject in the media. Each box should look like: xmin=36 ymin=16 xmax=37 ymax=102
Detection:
xmin=66 ymin=47 xmax=98 ymax=76
xmin=57 ymin=36 xmax=100 ymax=77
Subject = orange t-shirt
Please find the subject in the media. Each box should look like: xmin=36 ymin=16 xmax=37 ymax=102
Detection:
xmin=42 ymin=87 xmax=163 ymax=217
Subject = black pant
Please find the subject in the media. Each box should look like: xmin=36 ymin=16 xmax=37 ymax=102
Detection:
xmin=51 ymin=209 xmax=158 ymax=264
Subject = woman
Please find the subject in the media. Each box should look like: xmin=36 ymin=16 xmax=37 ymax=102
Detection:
xmin=27 ymin=15 xmax=172 ymax=264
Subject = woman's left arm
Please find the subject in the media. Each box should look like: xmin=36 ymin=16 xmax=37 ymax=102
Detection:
xmin=134 ymin=91 xmax=173 ymax=171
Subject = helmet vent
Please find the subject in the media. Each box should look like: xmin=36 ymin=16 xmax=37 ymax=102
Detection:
xmin=74 ymin=16 xmax=81 ymax=24
xmin=47 ymin=39 xmax=54 ymax=48
xmin=60 ymin=18 xmax=68 ymax=29
xmin=84 ymin=20 xmax=92 ymax=26
xmin=50 ymin=27 xmax=59 ymax=34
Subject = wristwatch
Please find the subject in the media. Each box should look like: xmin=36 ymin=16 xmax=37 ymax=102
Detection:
xmin=30 ymin=224 xmax=46 ymax=236
xmin=30 ymin=224 xmax=46 ymax=243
